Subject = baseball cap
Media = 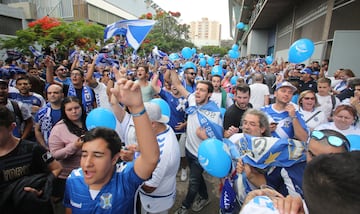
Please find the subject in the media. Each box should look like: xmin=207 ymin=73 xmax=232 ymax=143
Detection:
xmin=144 ymin=102 xmax=169 ymax=124
xmin=275 ymin=81 xmax=297 ymax=92
xmin=300 ymin=68 xmax=313 ymax=75
xmin=0 ymin=79 xmax=8 ymax=86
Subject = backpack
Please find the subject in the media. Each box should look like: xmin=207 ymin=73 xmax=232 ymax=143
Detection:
xmin=10 ymin=100 xmax=24 ymax=130
xmin=330 ymin=95 xmax=336 ymax=110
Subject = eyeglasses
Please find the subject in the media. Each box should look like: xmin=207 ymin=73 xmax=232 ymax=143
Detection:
xmin=303 ymin=97 xmax=315 ymax=100
xmin=70 ymin=73 xmax=82 ymax=77
xmin=187 ymin=72 xmax=196 ymax=76
xmin=311 ymin=130 xmax=350 ymax=151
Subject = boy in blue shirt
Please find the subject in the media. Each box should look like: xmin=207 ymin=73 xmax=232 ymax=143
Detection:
xmin=64 ymin=79 xmax=160 ymax=213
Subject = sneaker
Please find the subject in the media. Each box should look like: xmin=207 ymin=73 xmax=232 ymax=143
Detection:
xmin=180 ymin=168 xmax=187 ymax=181
xmin=174 ymin=206 xmax=188 ymax=214
xmin=192 ymin=197 xmax=211 ymax=212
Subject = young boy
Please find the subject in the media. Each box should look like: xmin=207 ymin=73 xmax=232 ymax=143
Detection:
xmin=63 ymin=79 xmax=160 ymax=213
xmin=316 ymin=77 xmax=340 ymax=121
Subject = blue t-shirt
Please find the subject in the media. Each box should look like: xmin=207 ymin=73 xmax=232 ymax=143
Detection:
xmin=265 ymin=161 xmax=306 ymax=198
xmin=55 ymin=76 xmax=72 ymax=85
xmin=261 ymin=105 xmax=308 ymax=139
xmin=64 ymin=162 xmax=144 ymax=213
xmin=159 ymin=89 xmax=187 ymax=133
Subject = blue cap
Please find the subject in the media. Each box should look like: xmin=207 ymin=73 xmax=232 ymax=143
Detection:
xmin=300 ymin=68 xmax=313 ymax=75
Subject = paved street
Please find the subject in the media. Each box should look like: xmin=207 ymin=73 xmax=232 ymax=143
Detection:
xmin=170 ymin=169 xmax=221 ymax=214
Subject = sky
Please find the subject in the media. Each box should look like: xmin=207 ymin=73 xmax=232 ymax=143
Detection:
xmin=152 ymin=0 xmax=231 ymax=39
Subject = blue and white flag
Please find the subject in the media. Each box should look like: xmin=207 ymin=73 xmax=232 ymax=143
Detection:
xmin=104 ymin=19 xmax=156 ymax=51
xmin=186 ymin=101 xmax=223 ymax=140
xmin=232 ymin=134 xmax=306 ymax=169
xmin=29 ymin=46 xmax=42 ymax=57
xmin=152 ymin=46 xmax=168 ymax=59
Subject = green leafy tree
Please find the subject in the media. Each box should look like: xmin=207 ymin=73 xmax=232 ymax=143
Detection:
xmin=200 ymin=46 xmax=228 ymax=57
xmin=0 ymin=17 xmax=104 ymax=59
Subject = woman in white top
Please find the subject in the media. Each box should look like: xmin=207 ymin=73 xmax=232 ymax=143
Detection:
xmin=298 ymin=90 xmax=327 ymax=131
xmin=316 ymin=104 xmax=360 ymax=135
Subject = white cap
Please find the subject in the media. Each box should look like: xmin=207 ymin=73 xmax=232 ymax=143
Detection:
xmin=144 ymin=102 xmax=169 ymax=124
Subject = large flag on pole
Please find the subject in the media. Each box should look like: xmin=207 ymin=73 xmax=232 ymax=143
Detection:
xmin=104 ymin=19 xmax=156 ymax=51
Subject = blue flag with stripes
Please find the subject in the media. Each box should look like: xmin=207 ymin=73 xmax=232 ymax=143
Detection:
xmin=104 ymin=19 xmax=156 ymax=51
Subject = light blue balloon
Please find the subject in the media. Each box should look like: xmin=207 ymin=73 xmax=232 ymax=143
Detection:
xmin=191 ymin=47 xmax=197 ymax=54
xmin=182 ymin=61 xmax=197 ymax=72
xmin=232 ymin=44 xmax=239 ymax=50
xmin=150 ymin=98 xmax=170 ymax=123
xmin=86 ymin=108 xmax=116 ymax=130
xmin=288 ymin=38 xmax=315 ymax=63
xmin=211 ymin=65 xmax=223 ymax=78
xmin=169 ymin=53 xmax=179 ymax=62
xmin=199 ymin=53 xmax=204 ymax=58
xmin=346 ymin=134 xmax=360 ymax=151
xmin=181 ymin=47 xmax=193 ymax=60
xmin=198 ymin=138 xmax=231 ymax=178
xmin=228 ymin=49 xmax=239 ymax=59
xmin=207 ymin=57 xmax=215 ymax=66
xmin=230 ymin=75 xmax=239 ymax=86
xmin=219 ymin=59 xmax=225 ymax=67
xmin=236 ymin=22 xmax=245 ymax=29
xmin=265 ymin=56 xmax=273 ymax=65
xmin=199 ymin=58 xmax=207 ymax=67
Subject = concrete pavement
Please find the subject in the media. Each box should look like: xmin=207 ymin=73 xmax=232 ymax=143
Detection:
xmin=170 ymin=169 xmax=221 ymax=214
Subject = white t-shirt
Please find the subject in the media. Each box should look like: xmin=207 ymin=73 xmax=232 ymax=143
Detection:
xmin=186 ymin=94 xmax=223 ymax=156
xmin=315 ymin=122 xmax=360 ymax=135
xmin=139 ymin=125 xmax=180 ymax=213
xmin=250 ymin=83 xmax=270 ymax=110
xmin=316 ymin=94 xmax=340 ymax=120
xmin=210 ymin=91 xmax=233 ymax=109
xmin=92 ymin=82 xmax=112 ymax=111
xmin=299 ymin=108 xmax=328 ymax=131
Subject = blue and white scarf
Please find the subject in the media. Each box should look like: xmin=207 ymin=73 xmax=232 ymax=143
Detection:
xmin=67 ymin=84 xmax=94 ymax=114
xmin=38 ymin=103 xmax=53 ymax=145
xmin=186 ymin=101 xmax=223 ymax=140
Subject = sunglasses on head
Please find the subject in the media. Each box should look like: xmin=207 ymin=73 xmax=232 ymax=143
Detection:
xmin=311 ymin=130 xmax=350 ymax=151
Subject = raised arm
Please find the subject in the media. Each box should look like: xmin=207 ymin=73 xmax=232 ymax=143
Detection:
xmin=85 ymin=55 xmax=98 ymax=88
xmin=110 ymin=79 xmax=159 ymax=180
xmin=169 ymin=69 xmax=190 ymax=97
xmin=151 ymin=71 xmax=161 ymax=94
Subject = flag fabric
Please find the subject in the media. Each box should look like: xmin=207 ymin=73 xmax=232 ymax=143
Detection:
xmin=6 ymin=50 xmax=22 ymax=60
xmin=228 ymin=134 xmax=306 ymax=169
xmin=104 ymin=19 xmax=156 ymax=51
xmin=224 ymin=134 xmax=306 ymax=204
xmin=186 ymin=101 xmax=223 ymax=140
xmin=29 ymin=46 xmax=42 ymax=57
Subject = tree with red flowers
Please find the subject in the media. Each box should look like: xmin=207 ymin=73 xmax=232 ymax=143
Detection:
xmin=1 ymin=16 xmax=104 ymax=59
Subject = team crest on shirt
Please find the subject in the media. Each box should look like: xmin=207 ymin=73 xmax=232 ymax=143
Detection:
xmin=100 ymin=193 xmax=112 ymax=209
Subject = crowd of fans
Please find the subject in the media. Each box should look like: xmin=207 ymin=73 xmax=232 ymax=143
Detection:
xmin=0 ymin=48 xmax=359 ymax=214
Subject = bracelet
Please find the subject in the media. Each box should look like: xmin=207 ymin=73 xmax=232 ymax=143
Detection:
xmin=290 ymin=115 xmax=297 ymax=119
xmin=130 ymin=108 xmax=146 ymax=117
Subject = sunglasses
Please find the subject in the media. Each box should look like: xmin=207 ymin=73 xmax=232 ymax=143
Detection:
xmin=187 ymin=72 xmax=196 ymax=76
xmin=303 ymin=97 xmax=315 ymax=100
xmin=57 ymin=68 xmax=65 ymax=71
xmin=311 ymin=130 xmax=350 ymax=151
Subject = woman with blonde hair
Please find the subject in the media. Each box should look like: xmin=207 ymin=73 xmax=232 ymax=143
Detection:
xmin=298 ymin=90 xmax=327 ymax=131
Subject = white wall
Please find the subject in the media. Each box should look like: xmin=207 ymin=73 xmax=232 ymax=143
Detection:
xmin=247 ymin=30 xmax=268 ymax=56
xmin=328 ymin=30 xmax=360 ymax=76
